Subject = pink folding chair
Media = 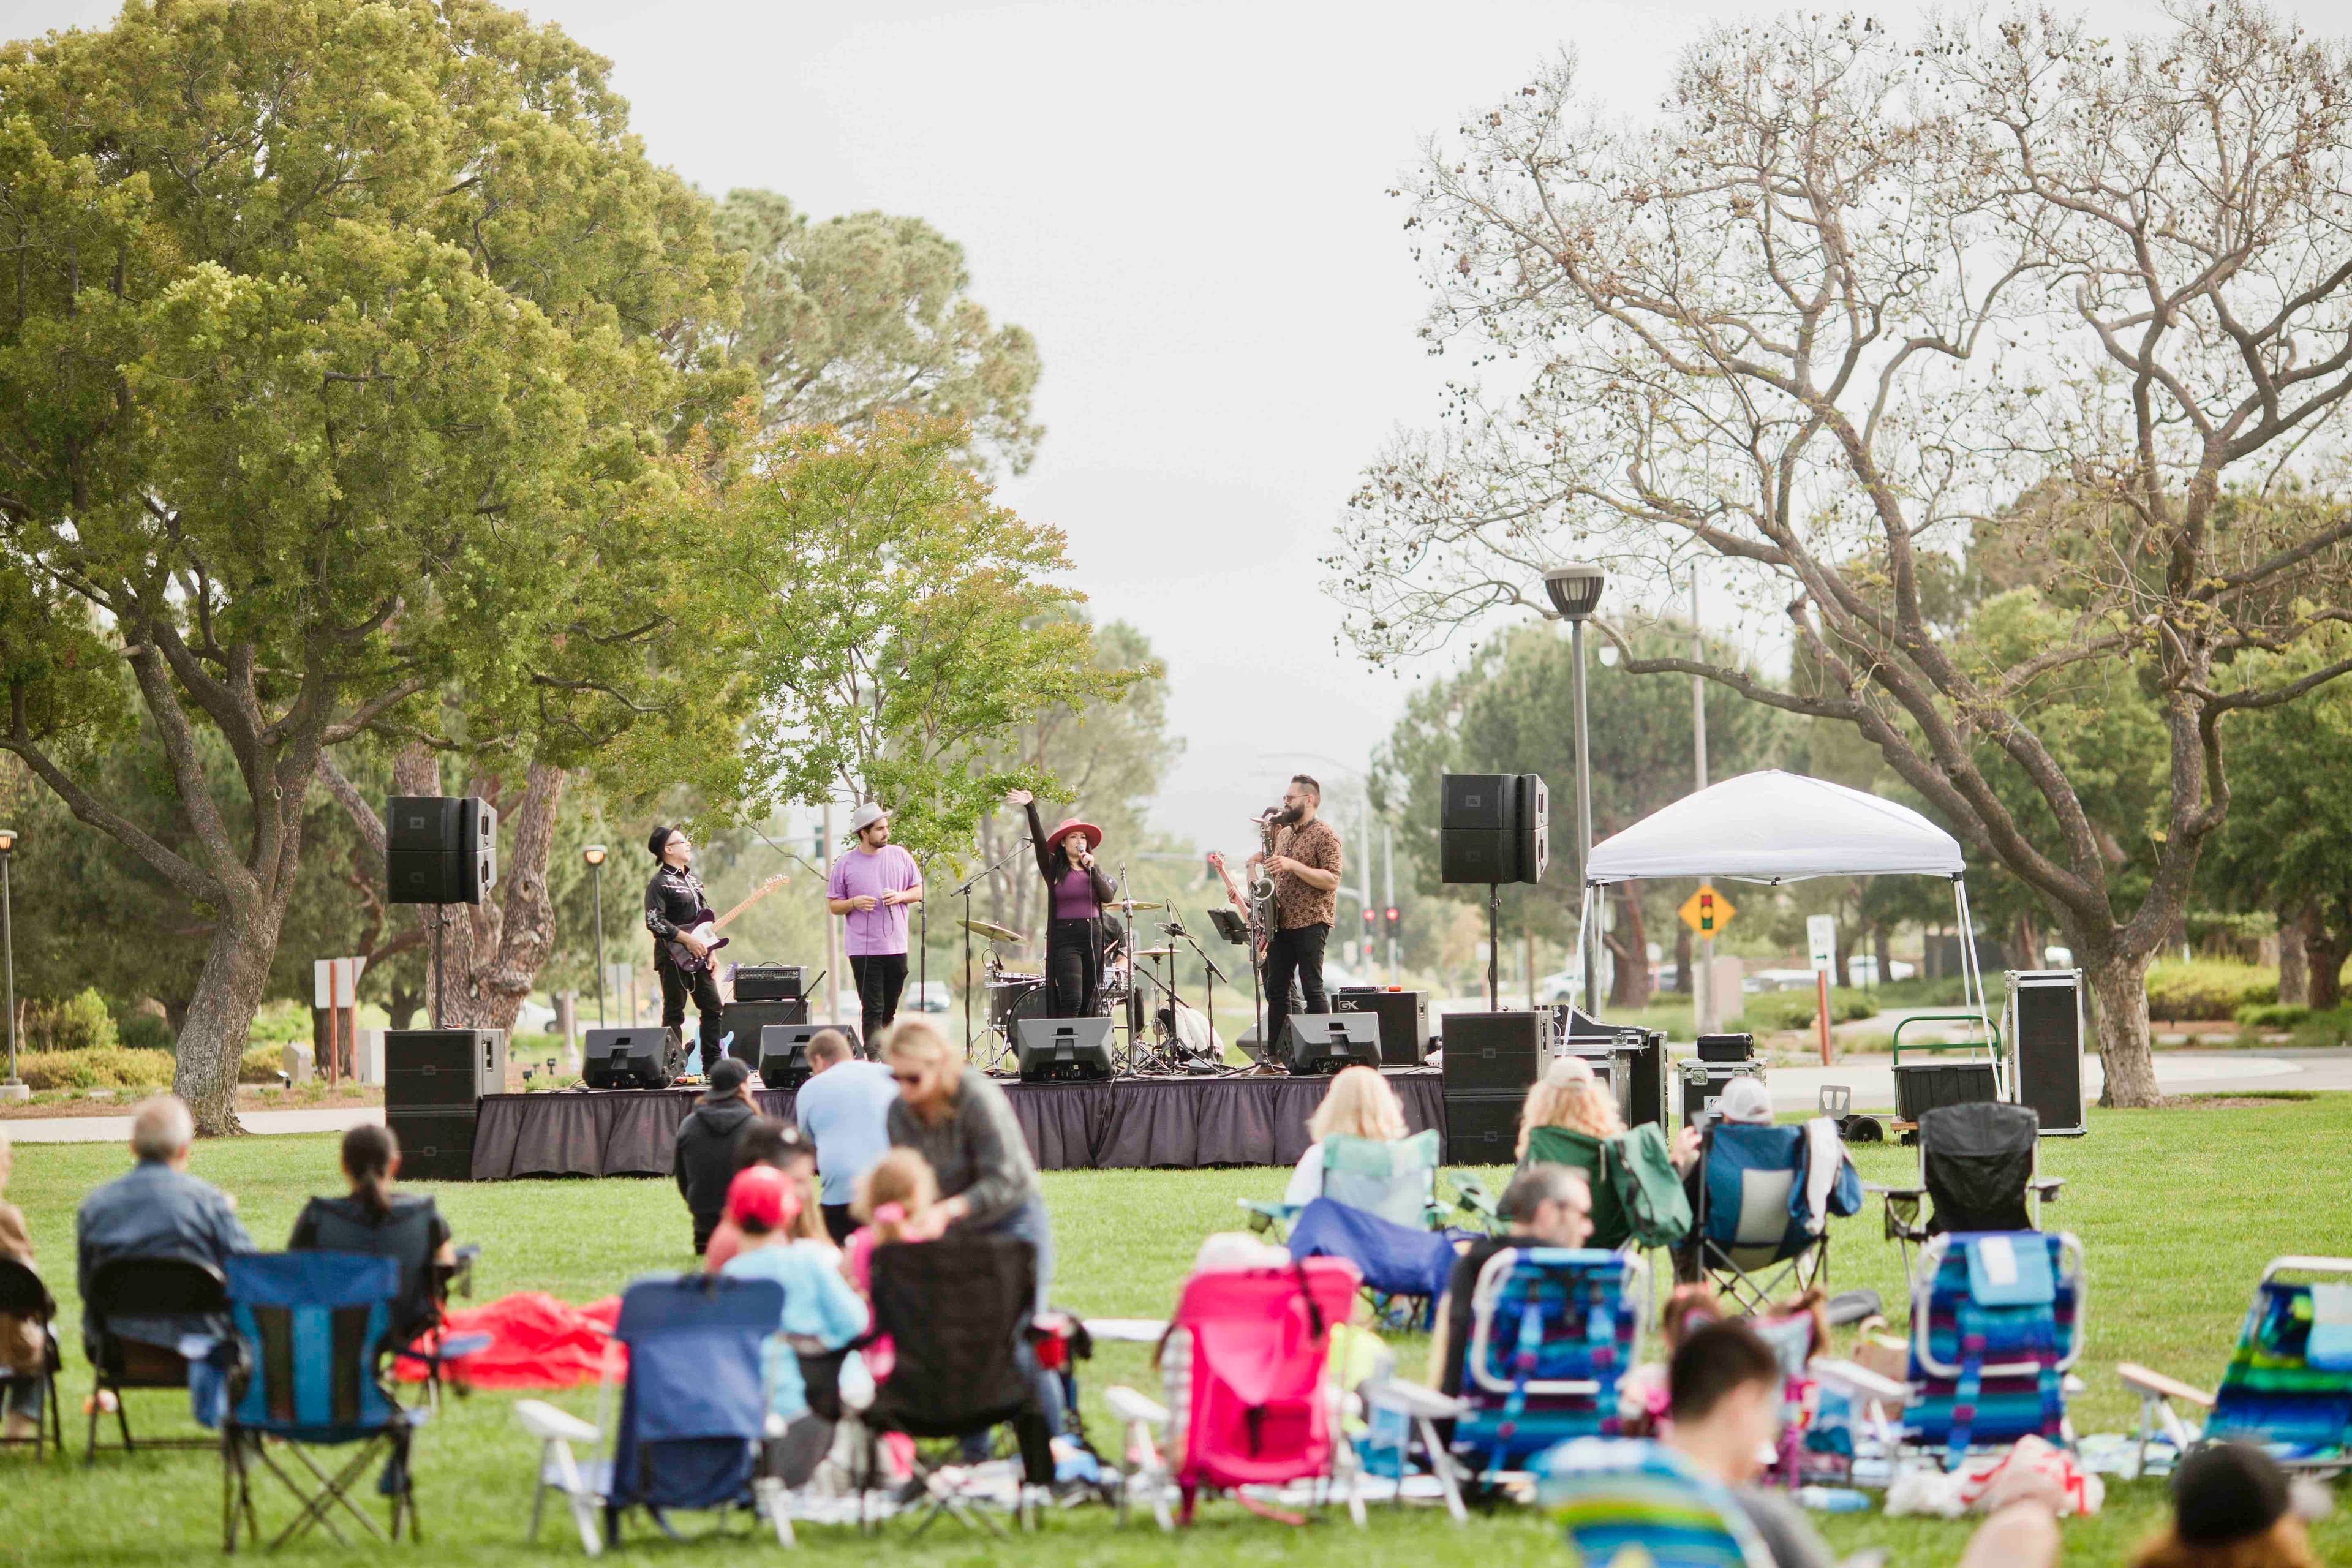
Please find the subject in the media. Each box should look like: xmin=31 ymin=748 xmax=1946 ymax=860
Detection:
xmin=1106 ymin=1258 xmax=1365 ymax=1528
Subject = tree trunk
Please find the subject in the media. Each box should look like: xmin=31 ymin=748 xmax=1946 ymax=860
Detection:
xmin=2084 ymin=944 xmax=2161 ymax=1109
xmin=172 ymin=895 xmax=291 ymax=1134
xmin=2305 ymin=911 xmax=2347 ymax=1012
xmin=1603 ymin=882 xmax=1653 ymax=1008
xmin=1672 ymin=924 xmax=1692 ymax=995
xmin=1872 ymin=922 xmax=1892 ymax=993
xmin=2278 ymin=903 xmax=2311 ymax=1008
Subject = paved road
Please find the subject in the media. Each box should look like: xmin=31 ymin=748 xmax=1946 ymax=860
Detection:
xmin=3 ymin=1105 xmax=383 ymax=1145
xmin=1767 ymin=1049 xmax=2352 ymax=1113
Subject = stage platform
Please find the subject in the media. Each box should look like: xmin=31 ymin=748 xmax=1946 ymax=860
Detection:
xmin=469 ymin=1068 xmax=1444 ymax=1180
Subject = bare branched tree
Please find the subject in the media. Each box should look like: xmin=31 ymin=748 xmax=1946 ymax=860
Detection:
xmin=1329 ymin=4 xmax=2352 ymax=1106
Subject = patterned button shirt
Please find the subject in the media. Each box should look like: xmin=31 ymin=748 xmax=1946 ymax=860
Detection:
xmin=1272 ymin=818 xmax=1343 ymax=931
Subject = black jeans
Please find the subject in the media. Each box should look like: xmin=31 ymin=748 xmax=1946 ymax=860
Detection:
xmin=849 ymin=952 xmax=908 ymax=1047
xmin=1044 ymin=918 xmax=1098 ymax=1017
xmin=1264 ymin=922 xmax=1329 ymax=1057
xmin=657 ymin=952 xmax=724 ymax=1067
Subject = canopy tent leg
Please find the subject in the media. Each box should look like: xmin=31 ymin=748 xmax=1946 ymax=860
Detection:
xmin=1577 ymin=881 xmax=1597 ymax=1022
xmin=1953 ymin=876 xmax=2004 ymax=1098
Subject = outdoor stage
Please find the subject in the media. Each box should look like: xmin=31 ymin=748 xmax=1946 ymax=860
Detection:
xmin=469 ymin=1067 xmax=1444 ymax=1180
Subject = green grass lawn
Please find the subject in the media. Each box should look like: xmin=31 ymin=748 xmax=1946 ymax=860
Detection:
xmin=6 ymin=1098 xmax=2351 ymax=1565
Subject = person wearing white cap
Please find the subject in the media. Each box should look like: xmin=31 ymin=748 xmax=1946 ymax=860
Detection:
xmin=1714 ymin=1076 xmax=1776 ymax=1126
xmin=824 ymin=802 xmax=923 ymax=1047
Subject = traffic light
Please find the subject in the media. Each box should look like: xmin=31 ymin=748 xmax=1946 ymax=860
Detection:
xmin=1362 ymin=907 xmax=1376 ymax=925
xmin=1385 ymin=906 xmax=1399 ymax=925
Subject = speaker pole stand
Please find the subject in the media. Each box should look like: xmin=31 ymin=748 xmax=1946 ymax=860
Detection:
xmin=1487 ymin=884 xmax=1501 ymax=1012
xmin=432 ymin=905 xmax=445 ymax=1030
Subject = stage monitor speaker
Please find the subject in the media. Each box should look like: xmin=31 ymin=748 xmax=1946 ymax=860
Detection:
xmin=1015 ymin=1016 xmax=1116 ymax=1082
xmin=1441 ymin=1009 xmax=1545 ymax=1092
xmin=2007 ymin=969 xmax=2087 ymax=1137
xmin=385 ymin=795 xmax=497 ymax=905
xmin=384 ymin=1029 xmax=505 ymax=1111
xmin=386 ymin=1107 xmax=476 ymax=1183
xmin=733 ymin=964 xmax=807 ymax=1003
xmin=755 ymin=1024 xmax=862 ymax=1089
xmin=1439 ymin=773 xmax=1547 ymax=884
xmin=1442 ymin=1089 xmax=1525 ymax=1166
xmin=582 ymin=1027 xmax=675 ymax=1090
xmin=1279 ymin=1013 xmax=1381 ymax=1076
xmin=1332 ymin=988 xmax=1428 ymax=1065
xmin=721 ymin=998 xmax=812 ymax=1065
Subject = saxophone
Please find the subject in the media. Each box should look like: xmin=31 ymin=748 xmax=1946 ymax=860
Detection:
xmin=1246 ymin=807 xmax=1280 ymax=959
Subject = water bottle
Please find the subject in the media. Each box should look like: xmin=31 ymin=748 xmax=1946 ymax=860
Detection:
xmin=1796 ymin=1485 xmax=1872 ymax=1513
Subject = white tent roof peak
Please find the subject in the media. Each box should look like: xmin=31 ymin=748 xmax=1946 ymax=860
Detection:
xmin=1581 ymin=769 xmax=1964 ymax=885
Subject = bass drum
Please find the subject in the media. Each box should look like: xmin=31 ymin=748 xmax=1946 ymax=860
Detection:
xmin=987 ymin=974 xmax=1047 ymax=1032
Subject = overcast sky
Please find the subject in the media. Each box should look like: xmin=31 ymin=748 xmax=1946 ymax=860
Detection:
xmin=15 ymin=0 xmax=2190 ymax=856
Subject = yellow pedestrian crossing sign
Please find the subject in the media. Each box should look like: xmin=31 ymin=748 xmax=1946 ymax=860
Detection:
xmin=1679 ymin=883 xmax=1735 ymax=937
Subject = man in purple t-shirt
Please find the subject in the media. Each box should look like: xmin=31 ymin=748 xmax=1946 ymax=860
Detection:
xmin=824 ymin=802 xmax=924 ymax=1050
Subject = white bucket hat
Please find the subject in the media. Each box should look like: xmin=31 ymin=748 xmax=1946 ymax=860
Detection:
xmin=848 ymin=802 xmax=889 ymax=834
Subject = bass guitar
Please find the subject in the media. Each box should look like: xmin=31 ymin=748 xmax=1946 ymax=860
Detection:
xmin=662 ymin=874 xmax=789 ymax=974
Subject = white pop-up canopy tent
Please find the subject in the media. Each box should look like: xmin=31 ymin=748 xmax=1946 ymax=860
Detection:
xmin=1580 ymin=770 xmax=1996 ymax=1065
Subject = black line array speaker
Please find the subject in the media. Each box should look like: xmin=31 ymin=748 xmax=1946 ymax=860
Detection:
xmin=1442 ymin=1088 xmax=1524 ymax=1167
xmin=384 ymin=1029 xmax=505 ymax=1108
xmin=1441 ymin=1009 xmax=1545 ymax=1093
xmin=757 ymin=1023 xmax=863 ymax=1088
xmin=1016 ymin=1016 xmax=1117 ymax=1082
xmin=582 ymin=1027 xmax=675 ymax=1089
xmin=2007 ymin=969 xmax=2087 ymax=1137
xmin=1278 ymin=1013 xmax=1382 ymax=1076
xmin=1331 ymin=988 xmax=1428 ymax=1065
xmin=1439 ymin=774 xmax=1549 ymax=884
xmin=721 ymin=998 xmax=813 ymax=1065
xmin=386 ymin=796 xmax=498 ymax=905
xmin=386 ymin=1109 xmax=478 ymax=1183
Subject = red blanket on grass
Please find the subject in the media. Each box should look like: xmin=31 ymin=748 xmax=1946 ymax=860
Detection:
xmin=391 ymin=1291 xmax=622 ymax=1389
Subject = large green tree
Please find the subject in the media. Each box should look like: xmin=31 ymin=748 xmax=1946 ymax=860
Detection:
xmin=0 ymin=0 xmax=735 ymax=1129
xmin=710 ymin=189 xmax=1042 ymax=472
xmin=1331 ymin=5 xmax=2352 ymax=1104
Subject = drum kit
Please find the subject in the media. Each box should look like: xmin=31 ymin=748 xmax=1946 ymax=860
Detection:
xmin=959 ymin=899 xmax=1225 ymax=1076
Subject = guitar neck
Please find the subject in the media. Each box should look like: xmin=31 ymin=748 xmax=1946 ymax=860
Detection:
xmin=710 ymin=880 xmax=784 ymax=932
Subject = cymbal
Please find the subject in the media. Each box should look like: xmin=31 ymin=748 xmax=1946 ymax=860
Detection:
xmin=1131 ymin=946 xmax=1177 ymax=958
xmin=961 ymin=918 xmax=1024 ymax=943
xmin=1107 ymin=899 xmax=1163 ymax=911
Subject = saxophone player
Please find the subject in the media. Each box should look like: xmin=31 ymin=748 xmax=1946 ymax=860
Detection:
xmin=1212 ymin=775 xmax=1343 ymax=1057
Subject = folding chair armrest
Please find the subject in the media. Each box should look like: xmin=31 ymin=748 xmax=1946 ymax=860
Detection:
xmin=1104 ymin=1384 xmax=1169 ymax=1428
xmin=1359 ymin=1378 xmax=1466 ymax=1421
xmin=1808 ymin=1357 xmax=1912 ymax=1408
xmin=2116 ymin=1362 xmax=2214 ymax=1409
xmin=2030 ymin=1177 xmax=2065 ymax=1202
xmin=514 ymin=1398 xmax=600 ymax=1444
xmin=1237 ymin=1199 xmax=1300 ymax=1232
xmin=1871 ymin=1185 xmax=1927 ymax=1243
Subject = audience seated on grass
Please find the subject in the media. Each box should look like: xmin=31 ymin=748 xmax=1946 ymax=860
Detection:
xmin=288 ymin=1124 xmax=456 ymax=1348
xmin=1517 ymin=1067 xmax=1694 ymax=1253
xmin=794 ymin=1027 xmax=900 ymax=1244
xmin=884 ymin=1017 xmax=1053 ymax=1313
xmin=715 ymin=1164 xmax=868 ymax=1487
xmin=2129 ymin=1441 xmax=2331 ymax=1568
xmin=0 ymin=1126 xmax=59 ymax=1451
xmin=1278 ymin=1065 xmax=1430 ymax=1222
xmin=1666 ymin=1320 xmax=2063 ymax=1568
xmin=1426 ymin=1163 xmax=1594 ymax=1442
xmin=703 ymin=1120 xmax=818 ymax=1272
xmin=77 ymin=1095 xmax=252 ymax=1346
xmin=1519 ymin=1055 xmax=1704 ymax=1172
xmin=673 ymin=1058 xmax=762 ymax=1256
xmin=1681 ymin=1081 xmax=1863 ymax=1313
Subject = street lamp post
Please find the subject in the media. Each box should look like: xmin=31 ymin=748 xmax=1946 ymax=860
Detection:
xmin=0 ymin=827 xmax=17 ymax=1100
xmin=1543 ymin=565 xmax=1607 ymax=1016
xmin=582 ymin=845 xmax=608 ymax=1028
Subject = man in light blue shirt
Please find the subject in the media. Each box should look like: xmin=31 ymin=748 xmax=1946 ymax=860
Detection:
xmin=75 ymin=1096 xmax=253 ymax=1349
xmin=793 ymin=1029 xmax=900 ymax=1242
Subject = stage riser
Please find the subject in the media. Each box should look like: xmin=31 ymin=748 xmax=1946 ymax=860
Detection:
xmin=467 ymin=1071 xmax=1448 ymax=1180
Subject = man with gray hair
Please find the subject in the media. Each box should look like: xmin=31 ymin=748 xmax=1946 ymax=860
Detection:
xmin=1426 ymin=1163 xmax=1595 ymax=1440
xmin=75 ymin=1095 xmax=252 ymax=1343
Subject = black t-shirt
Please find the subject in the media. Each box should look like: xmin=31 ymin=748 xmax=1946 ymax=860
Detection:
xmin=1439 ymin=1234 xmax=1517 ymax=1402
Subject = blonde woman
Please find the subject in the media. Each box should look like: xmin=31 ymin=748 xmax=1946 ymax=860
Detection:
xmin=1281 ymin=1064 xmax=1409 ymax=1207
xmin=881 ymin=1017 xmax=1050 ymax=1309
xmin=1516 ymin=1057 xmax=1702 ymax=1169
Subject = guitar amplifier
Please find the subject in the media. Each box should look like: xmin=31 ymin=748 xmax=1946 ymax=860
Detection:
xmin=721 ymin=998 xmax=812 ymax=1064
xmin=1330 ymin=988 xmax=1428 ymax=1065
xmin=733 ymin=964 xmax=807 ymax=1003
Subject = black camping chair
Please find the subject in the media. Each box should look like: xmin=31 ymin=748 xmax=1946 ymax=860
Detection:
xmin=1872 ymin=1102 xmax=2064 ymax=1278
xmin=83 ymin=1256 xmax=227 ymax=1460
xmin=287 ymin=1196 xmax=480 ymax=1408
xmin=851 ymin=1232 xmax=1054 ymax=1537
xmin=0 ymin=1257 xmax=66 ymax=1459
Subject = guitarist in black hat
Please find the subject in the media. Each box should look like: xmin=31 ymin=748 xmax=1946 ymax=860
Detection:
xmin=644 ymin=824 xmax=722 ymax=1076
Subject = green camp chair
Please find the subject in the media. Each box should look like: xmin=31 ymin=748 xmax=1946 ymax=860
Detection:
xmin=1241 ymin=1130 xmax=1443 ymax=1235
xmin=1521 ymin=1125 xmax=1692 ymax=1253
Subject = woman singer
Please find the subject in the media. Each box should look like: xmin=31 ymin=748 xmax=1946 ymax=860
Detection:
xmin=1004 ymin=787 xmax=1116 ymax=1017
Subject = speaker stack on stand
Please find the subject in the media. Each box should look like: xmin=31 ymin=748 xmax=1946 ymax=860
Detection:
xmin=1441 ymin=1010 xmax=1546 ymax=1164
xmin=1435 ymin=771 xmax=1552 ymax=1159
xmin=382 ymin=795 xmax=502 ymax=1182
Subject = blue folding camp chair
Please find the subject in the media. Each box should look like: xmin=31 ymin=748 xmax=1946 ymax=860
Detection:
xmin=1537 ymin=1436 xmax=1771 ymax=1568
xmin=1453 ymin=1248 xmax=1648 ymax=1480
xmin=1285 ymin=1197 xmax=1458 ymax=1330
xmin=1902 ymin=1231 xmax=2085 ymax=1468
xmin=1688 ymin=1121 xmax=1862 ymax=1313
xmin=2120 ymin=1256 xmax=2352 ymax=1474
xmin=220 ymin=1251 xmax=419 ymax=1552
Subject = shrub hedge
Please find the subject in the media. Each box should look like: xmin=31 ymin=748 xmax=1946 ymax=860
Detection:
xmin=2146 ymin=960 xmax=2277 ymax=1021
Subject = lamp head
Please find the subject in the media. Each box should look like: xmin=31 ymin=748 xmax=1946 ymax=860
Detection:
xmin=581 ymin=843 xmax=607 ymax=869
xmin=1542 ymin=564 xmax=1606 ymax=622
xmin=0 ymin=827 xmax=16 ymax=856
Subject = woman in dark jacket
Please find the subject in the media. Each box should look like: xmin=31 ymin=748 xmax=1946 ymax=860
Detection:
xmin=1003 ymin=788 xmax=1116 ymax=1018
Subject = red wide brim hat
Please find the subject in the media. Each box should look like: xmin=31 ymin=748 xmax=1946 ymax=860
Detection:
xmin=1046 ymin=818 xmax=1102 ymax=852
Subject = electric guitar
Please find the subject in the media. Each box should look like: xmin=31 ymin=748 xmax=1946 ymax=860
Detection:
xmin=662 ymin=874 xmax=788 ymax=974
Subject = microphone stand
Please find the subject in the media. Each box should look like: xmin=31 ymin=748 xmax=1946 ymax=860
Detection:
xmin=953 ymin=842 xmax=1025 ymax=1056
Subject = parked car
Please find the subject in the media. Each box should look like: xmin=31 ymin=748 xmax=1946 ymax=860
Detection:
xmin=908 ymin=980 xmax=951 ymax=1014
